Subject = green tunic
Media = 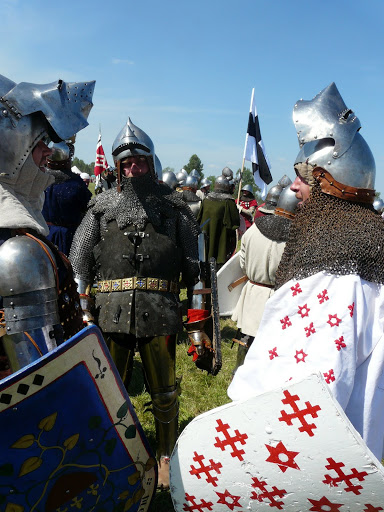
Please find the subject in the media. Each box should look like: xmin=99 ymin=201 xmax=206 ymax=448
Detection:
xmin=197 ymin=194 xmax=240 ymax=264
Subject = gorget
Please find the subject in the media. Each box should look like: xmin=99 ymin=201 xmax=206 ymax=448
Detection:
xmin=0 ymin=153 xmax=54 ymax=235
xmin=207 ymin=191 xmax=234 ymax=201
xmin=255 ymin=214 xmax=292 ymax=242
xmin=275 ymin=182 xmax=384 ymax=288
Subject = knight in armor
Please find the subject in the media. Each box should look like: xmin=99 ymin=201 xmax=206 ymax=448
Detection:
xmin=197 ymin=175 xmax=240 ymax=268
xmin=179 ymin=175 xmax=202 ymax=217
xmin=0 ymin=74 xmax=95 ymax=377
xmin=42 ymin=141 xmax=92 ymax=255
xmin=229 ymin=83 xmax=384 ymax=460
xmin=196 ymin=177 xmax=211 ymax=200
xmin=255 ymin=175 xmax=292 ymax=218
xmin=69 ymin=118 xmax=200 ymax=487
xmin=231 ymin=185 xmax=299 ymax=374
xmin=235 ymin=184 xmax=258 ymax=230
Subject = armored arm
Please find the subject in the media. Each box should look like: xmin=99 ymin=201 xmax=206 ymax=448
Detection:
xmin=0 ymin=236 xmax=62 ymax=372
xmin=69 ymin=210 xmax=101 ymax=322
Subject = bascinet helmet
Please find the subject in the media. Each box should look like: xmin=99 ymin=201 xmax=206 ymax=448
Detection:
xmin=0 ymin=74 xmax=95 ymax=183
xmin=293 ymin=82 xmax=376 ymax=204
xmin=179 ymin=168 xmax=188 ymax=178
xmin=200 ymin=178 xmax=211 ymax=189
xmin=258 ymin=184 xmax=283 ymax=214
xmin=275 ymin=185 xmax=300 ymax=220
xmin=112 ymin=117 xmax=156 ymax=182
xmin=222 ymin=167 xmax=233 ymax=180
xmin=163 ymin=171 xmax=178 ymax=190
xmin=241 ymin=184 xmax=254 ymax=194
xmin=185 ymin=175 xmax=198 ymax=190
xmin=214 ymin=175 xmax=230 ymax=193
xmin=176 ymin=171 xmax=186 ymax=186
xmin=277 ymin=175 xmax=292 ymax=188
xmin=190 ymin=169 xmax=200 ymax=180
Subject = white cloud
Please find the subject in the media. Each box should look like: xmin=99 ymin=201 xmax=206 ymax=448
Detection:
xmin=112 ymin=58 xmax=134 ymax=65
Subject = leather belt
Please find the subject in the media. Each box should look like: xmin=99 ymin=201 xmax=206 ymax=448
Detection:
xmin=97 ymin=277 xmax=179 ymax=294
xmin=249 ymin=280 xmax=274 ymax=289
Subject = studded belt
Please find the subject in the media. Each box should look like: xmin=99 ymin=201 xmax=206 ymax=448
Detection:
xmin=96 ymin=277 xmax=179 ymax=294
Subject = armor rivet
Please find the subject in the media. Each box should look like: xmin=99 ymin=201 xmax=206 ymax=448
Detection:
xmin=355 ymin=192 xmax=358 ymax=195
xmin=330 ymin=182 xmax=333 ymax=185
xmin=10 ymin=302 xmax=14 ymax=306
xmin=89 ymin=438 xmax=94 ymax=442
xmin=7 ymin=327 xmax=10 ymax=331
xmin=12 ymin=407 xmax=17 ymax=411
xmin=13 ymin=314 xmax=17 ymax=318
xmin=314 ymin=135 xmax=317 ymax=139
xmin=9 ymin=288 xmax=13 ymax=292
xmin=330 ymin=132 xmax=333 ymax=136
xmin=333 ymin=151 xmax=338 ymax=157
xmin=327 ymin=161 xmax=331 ymax=165
xmin=2 ymin=109 xmax=8 ymax=117
xmin=342 ymin=190 xmax=345 ymax=194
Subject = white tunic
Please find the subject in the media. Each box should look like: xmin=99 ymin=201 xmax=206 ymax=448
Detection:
xmin=231 ymin=222 xmax=286 ymax=336
xmin=228 ymin=272 xmax=384 ymax=460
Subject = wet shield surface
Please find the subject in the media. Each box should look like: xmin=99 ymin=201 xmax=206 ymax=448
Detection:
xmin=0 ymin=325 xmax=156 ymax=511
xmin=170 ymin=373 xmax=384 ymax=511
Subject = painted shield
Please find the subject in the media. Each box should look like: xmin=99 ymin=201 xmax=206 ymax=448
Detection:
xmin=170 ymin=372 xmax=384 ymax=511
xmin=0 ymin=325 xmax=157 ymax=512
xmin=217 ymin=252 xmax=247 ymax=317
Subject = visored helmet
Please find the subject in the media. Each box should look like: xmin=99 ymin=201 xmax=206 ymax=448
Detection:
xmin=112 ymin=117 xmax=156 ymax=179
xmin=0 ymin=74 xmax=94 ymax=184
xmin=275 ymin=185 xmax=300 ymax=219
xmin=293 ymin=82 xmax=375 ymax=203
xmin=163 ymin=171 xmax=178 ymax=190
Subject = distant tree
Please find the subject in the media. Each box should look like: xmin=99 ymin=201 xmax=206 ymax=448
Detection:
xmin=184 ymin=154 xmax=204 ymax=175
xmin=206 ymin=175 xmax=217 ymax=190
xmin=72 ymin=157 xmax=94 ymax=175
xmin=235 ymin=168 xmax=262 ymax=203
xmin=375 ymin=191 xmax=381 ymax=199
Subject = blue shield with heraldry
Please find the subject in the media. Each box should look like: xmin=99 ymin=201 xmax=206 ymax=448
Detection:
xmin=0 ymin=325 xmax=157 ymax=512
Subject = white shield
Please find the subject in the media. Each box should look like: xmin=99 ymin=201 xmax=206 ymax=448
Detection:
xmin=217 ymin=252 xmax=247 ymax=317
xmin=170 ymin=373 xmax=384 ymax=511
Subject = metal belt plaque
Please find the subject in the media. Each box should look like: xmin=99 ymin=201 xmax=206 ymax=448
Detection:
xmin=0 ymin=325 xmax=156 ymax=511
xmin=170 ymin=373 xmax=384 ymax=511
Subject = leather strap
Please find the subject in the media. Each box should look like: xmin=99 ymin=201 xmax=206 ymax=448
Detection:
xmin=249 ymin=280 xmax=274 ymax=289
xmin=228 ymin=275 xmax=248 ymax=292
xmin=313 ymin=167 xmax=375 ymax=204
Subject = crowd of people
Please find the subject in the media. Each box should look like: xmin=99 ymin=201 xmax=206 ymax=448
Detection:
xmin=0 ymin=73 xmax=383 ymax=503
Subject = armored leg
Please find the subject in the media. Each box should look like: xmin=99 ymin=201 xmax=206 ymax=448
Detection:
xmin=139 ymin=334 xmax=178 ymax=460
xmin=106 ymin=335 xmax=135 ymax=389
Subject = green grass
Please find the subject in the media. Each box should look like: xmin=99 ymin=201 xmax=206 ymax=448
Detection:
xmin=127 ymin=314 xmax=238 ymax=511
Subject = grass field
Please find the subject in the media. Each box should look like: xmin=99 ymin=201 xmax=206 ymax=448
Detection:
xmin=127 ymin=314 xmax=238 ymax=511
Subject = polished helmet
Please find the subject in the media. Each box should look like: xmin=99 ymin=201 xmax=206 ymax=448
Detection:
xmin=163 ymin=171 xmax=178 ymax=190
xmin=214 ymin=175 xmax=230 ymax=193
xmin=154 ymin=154 xmax=162 ymax=182
xmin=241 ymin=184 xmax=254 ymax=194
xmin=293 ymin=82 xmax=375 ymax=203
xmin=179 ymin=168 xmax=188 ymax=178
xmin=176 ymin=171 xmax=186 ymax=186
xmin=275 ymin=185 xmax=300 ymax=219
xmin=200 ymin=178 xmax=211 ymax=189
xmin=222 ymin=167 xmax=233 ymax=180
xmin=185 ymin=175 xmax=198 ymax=190
xmin=0 ymin=74 xmax=94 ymax=185
xmin=373 ymin=197 xmax=384 ymax=212
xmin=190 ymin=169 xmax=200 ymax=179
xmin=258 ymin=184 xmax=283 ymax=214
xmin=112 ymin=117 xmax=156 ymax=178
xmin=277 ymin=175 xmax=292 ymax=188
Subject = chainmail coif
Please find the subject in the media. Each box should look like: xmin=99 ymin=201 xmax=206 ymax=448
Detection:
xmin=255 ymin=214 xmax=292 ymax=243
xmin=275 ymin=180 xmax=384 ymax=289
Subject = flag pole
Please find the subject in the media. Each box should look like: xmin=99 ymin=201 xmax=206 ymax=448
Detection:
xmin=237 ymin=157 xmax=245 ymax=203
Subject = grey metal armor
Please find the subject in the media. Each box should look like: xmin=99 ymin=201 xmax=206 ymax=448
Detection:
xmin=258 ymin=184 xmax=283 ymax=214
xmin=162 ymin=171 xmax=178 ymax=190
xmin=274 ymin=184 xmax=300 ymax=220
xmin=181 ymin=176 xmax=201 ymax=217
xmin=293 ymin=82 xmax=375 ymax=202
xmin=0 ymin=73 xmax=94 ymax=373
xmin=69 ymin=118 xmax=200 ymax=472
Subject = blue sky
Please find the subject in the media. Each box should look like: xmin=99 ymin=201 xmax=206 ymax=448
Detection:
xmin=2 ymin=0 xmax=384 ymax=191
